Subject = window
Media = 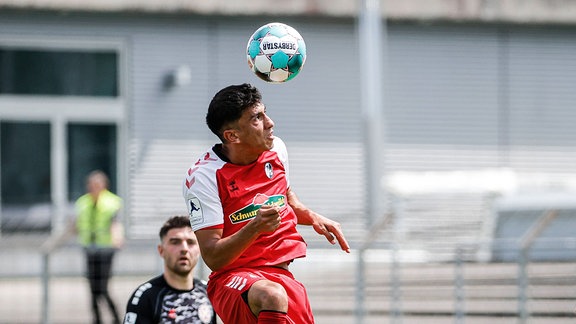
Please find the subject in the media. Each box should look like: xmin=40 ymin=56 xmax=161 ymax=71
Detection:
xmin=0 ymin=48 xmax=118 ymax=96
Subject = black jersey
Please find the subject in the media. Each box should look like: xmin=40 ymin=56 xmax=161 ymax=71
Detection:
xmin=123 ymin=275 xmax=216 ymax=324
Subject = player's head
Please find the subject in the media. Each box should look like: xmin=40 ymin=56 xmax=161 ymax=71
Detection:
xmin=158 ymin=216 xmax=199 ymax=276
xmin=159 ymin=215 xmax=192 ymax=240
xmin=206 ymin=83 xmax=262 ymax=142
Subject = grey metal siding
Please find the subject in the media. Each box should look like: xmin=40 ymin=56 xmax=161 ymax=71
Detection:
xmin=385 ymin=24 xmax=502 ymax=171
xmin=2 ymin=12 xmax=576 ymax=247
xmin=507 ymin=27 xmax=576 ymax=173
xmin=385 ymin=24 xmax=576 ymax=175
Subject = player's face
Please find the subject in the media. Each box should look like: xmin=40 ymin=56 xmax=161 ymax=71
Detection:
xmin=159 ymin=227 xmax=200 ymax=276
xmin=234 ymin=102 xmax=275 ymax=154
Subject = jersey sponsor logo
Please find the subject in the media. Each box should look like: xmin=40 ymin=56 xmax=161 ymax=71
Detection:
xmin=264 ymin=162 xmax=274 ymax=179
xmin=188 ymin=197 xmax=204 ymax=226
xmin=253 ymin=193 xmax=269 ymax=205
xmin=228 ymin=194 xmax=286 ymax=224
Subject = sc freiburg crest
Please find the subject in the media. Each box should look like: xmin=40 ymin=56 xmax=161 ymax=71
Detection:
xmin=264 ymin=162 xmax=273 ymax=179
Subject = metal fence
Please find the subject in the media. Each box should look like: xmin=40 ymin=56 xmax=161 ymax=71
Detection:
xmin=1 ymin=234 xmax=575 ymax=324
xmin=352 ymin=241 xmax=576 ymax=324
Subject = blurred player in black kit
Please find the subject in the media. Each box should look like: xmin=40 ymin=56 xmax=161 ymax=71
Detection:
xmin=123 ymin=216 xmax=216 ymax=324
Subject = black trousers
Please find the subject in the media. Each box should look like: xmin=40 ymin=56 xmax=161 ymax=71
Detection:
xmin=85 ymin=248 xmax=121 ymax=324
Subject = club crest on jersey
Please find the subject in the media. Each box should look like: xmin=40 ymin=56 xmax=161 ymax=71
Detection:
xmin=264 ymin=162 xmax=273 ymax=179
xmin=198 ymin=303 xmax=215 ymax=323
xmin=228 ymin=194 xmax=286 ymax=224
xmin=187 ymin=197 xmax=203 ymax=226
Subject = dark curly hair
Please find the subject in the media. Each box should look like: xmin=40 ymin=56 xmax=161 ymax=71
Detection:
xmin=206 ymin=83 xmax=262 ymax=141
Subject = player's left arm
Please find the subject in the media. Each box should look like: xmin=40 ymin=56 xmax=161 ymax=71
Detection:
xmin=286 ymin=187 xmax=350 ymax=253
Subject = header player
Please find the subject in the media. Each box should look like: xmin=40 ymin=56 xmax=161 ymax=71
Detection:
xmin=182 ymin=83 xmax=350 ymax=323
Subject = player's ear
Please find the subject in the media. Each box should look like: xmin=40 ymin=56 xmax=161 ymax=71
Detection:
xmin=222 ymin=128 xmax=240 ymax=143
xmin=157 ymin=244 xmax=163 ymax=256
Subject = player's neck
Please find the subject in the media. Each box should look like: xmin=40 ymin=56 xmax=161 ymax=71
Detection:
xmin=163 ymin=271 xmax=194 ymax=291
xmin=220 ymin=143 xmax=260 ymax=165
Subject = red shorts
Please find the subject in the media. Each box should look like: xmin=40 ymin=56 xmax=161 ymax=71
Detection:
xmin=207 ymin=266 xmax=314 ymax=324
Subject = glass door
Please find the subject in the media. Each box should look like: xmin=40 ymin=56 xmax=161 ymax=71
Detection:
xmin=1 ymin=121 xmax=52 ymax=232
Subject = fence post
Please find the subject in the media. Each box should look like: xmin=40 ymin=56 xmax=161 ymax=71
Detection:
xmin=390 ymin=242 xmax=402 ymax=323
xmin=355 ymin=249 xmax=366 ymax=323
xmin=356 ymin=208 xmax=395 ymax=324
xmin=41 ymin=253 xmax=50 ymax=324
xmin=517 ymin=248 xmax=528 ymax=323
xmin=454 ymin=247 xmax=465 ymax=324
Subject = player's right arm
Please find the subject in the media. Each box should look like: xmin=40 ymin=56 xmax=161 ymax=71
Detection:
xmin=195 ymin=204 xmax=282 ymax=271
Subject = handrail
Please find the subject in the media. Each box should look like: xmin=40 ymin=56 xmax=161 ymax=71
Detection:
xmin=520 ymin=209 xmax=559 ymax=251
xmin=517 ymin=209 xmax=559 ymax=323
xmin=39 ymin=224 xmax=75 ymax=324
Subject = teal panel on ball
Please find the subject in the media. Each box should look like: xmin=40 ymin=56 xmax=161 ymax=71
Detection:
xmin=270 ymin=51 xmax=289 ymax=69
xmin=253 ymin=26 xmax=271 ymax=40
xmin=287 ymin=54 xmax=304 ymax=73
xmin=268 ymin=25 xmax=288 ymax=38
xmin=248 ymin=41 xmax=261 ymax=59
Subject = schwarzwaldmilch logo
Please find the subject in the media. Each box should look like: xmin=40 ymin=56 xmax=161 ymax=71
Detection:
xmin=228 ymin=194 xmax=286 ymax=224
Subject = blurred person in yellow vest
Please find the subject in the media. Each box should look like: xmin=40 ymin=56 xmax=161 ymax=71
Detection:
xmin=76 ymin=170 xmax=124 ymax=324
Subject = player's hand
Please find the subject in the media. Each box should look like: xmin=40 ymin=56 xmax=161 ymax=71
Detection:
xmin=313 ymin=216 xmax=350 ymax=253
xmin=255 ymin=204 xmax=282 ymax=233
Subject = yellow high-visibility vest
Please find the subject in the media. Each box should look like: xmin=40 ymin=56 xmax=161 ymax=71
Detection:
xmin=75 ymin=189 xmax=122 ymax=247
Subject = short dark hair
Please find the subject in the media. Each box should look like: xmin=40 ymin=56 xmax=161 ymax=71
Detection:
xmin=206 ymin=83 xmax=262 ymax=141
xmin=159 ymin=216 xmax=191 ymax=240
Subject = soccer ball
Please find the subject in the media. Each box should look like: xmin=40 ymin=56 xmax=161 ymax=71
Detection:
xmin=246 ymin=22 xmax=307 ymax=83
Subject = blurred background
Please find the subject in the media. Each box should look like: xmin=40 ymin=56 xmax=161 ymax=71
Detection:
xmin=0 ymin=0 xmax=575 ymax=323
